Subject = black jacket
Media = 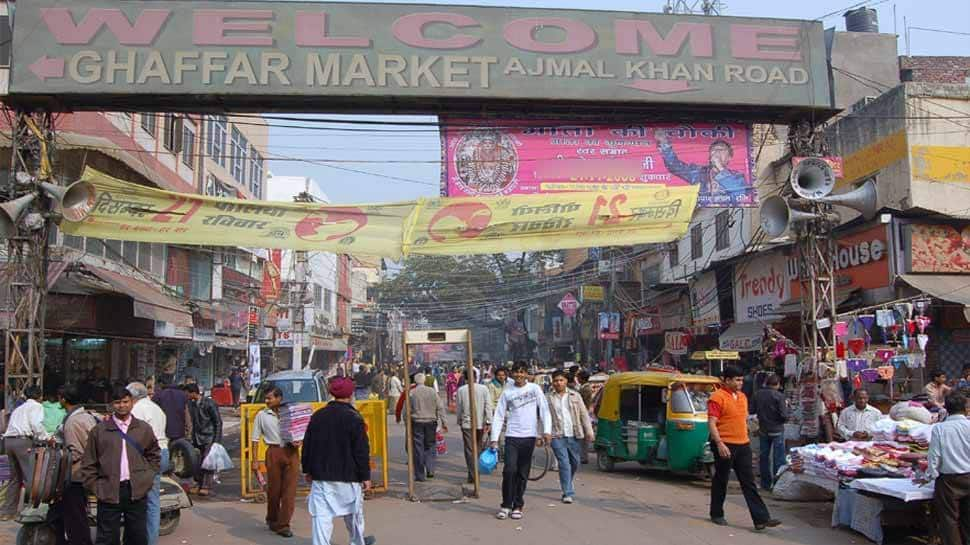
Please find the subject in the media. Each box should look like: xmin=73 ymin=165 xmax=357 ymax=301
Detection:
xmin=189 ymin=397 xmax=222 ymax=447
xmin=301 ymin=401 xmax=370 ymax=483
xmin=154 ymin=386 xmax=189 ymax=441
xmin=754 ymin=388 xmax=788 ymax=436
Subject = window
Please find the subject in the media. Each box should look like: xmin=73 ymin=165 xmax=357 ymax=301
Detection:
xmin=122 ymin=241 xmax=138 ymax=263
xmin=668 ymin=242 xmax=679 ymax=269
xmin=162 ymin=114 xmax=183 ymax=153
xmin=63 ymin=233 xmax=84 ymax=250
xmin=715 ymin=211 xmax=730 ymax=251
xmin=181 ymin=124 xmax=195 ymax=168
xmin=690 ymin=224 xmax=703 ymax=260
xmin=323 ymin=288 xmax=332 ymax=312
xmin=188 ymin=253 xmax=212 ymax=301
xmin=86 ymin=237 xmax=105 ymax=258
xmin=206 ymin=115 xmax=227 ymax=167
xmin=140 ymin=113 xmax=156 ymax=136
xmin=151 ymin=244 xmax=165 ymax=276
xmin=230 ymin=127 xmax=248 ymax=183
xmin=138 ymin=242 xmax=152 ymax=271
xmin=104 ymin=240 xmax=122 ymax=261
xmin=314 ymin=285 xmax=323 ymax=309
xmin=249 ymin=147 xmax=264 ymax=198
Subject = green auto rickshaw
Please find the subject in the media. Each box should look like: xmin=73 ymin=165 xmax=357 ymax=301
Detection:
xmin=593 ymin=371 xmax=720 ymax=475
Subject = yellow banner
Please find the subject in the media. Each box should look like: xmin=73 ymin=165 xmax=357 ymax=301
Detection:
xmin=63 ymin=167 xmax=698 ymax=258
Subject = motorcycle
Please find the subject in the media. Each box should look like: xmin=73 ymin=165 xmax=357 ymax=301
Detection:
xmin=15 ymin=474 xmax=192 ymax=545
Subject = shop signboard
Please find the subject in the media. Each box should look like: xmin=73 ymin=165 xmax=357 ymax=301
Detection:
xmin=248 ymin=343 xmax=261 ymax=385
xmin=581 ymin=285 xmax=605 ymax=303
xmin=154 ymin=321 xmax=193 ymax=340
xmin=9 ymin=1 xmax=831 ymax=114
xmin=904 ymin=223 xmax=970 ymax=273
xmin=441 ymin=121 xmax=756 ymax=208
xmin=734 ymin=252 xmax=788 ymax=323
xmin=598 ymin=312 xmax=620 ymax=340
xmin=788 ymin=224 xmax=890 ymax=296
xmin=664 ymin=331 xmax=689 ymax=355
xmin=275 ymin=329 xmax=294 ymax=347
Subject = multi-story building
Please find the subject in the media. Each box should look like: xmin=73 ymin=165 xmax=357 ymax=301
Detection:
xmin=0 ymin=111 xmax=270 ymax=393
xmin=265 ymin=175 xmax=346 ymax=371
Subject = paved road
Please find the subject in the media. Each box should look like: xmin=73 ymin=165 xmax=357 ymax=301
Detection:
xmin=0 ymin=410 xmax=915 ymax=545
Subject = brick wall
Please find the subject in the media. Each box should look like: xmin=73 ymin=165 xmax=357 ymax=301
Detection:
xmin=899 ymin=56 xmax=970 ymax=84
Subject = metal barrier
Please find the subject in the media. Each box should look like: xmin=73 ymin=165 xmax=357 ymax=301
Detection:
xmin=239 ymin=400 xmax=389 ymax=499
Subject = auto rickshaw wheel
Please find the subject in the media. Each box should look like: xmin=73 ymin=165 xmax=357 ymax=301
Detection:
xmin=17 ymin=524 xmax=58 ymax=545
xmin=595 ymin=451 xmax=614 ymax=472
xmin=159 ymin=511 xmax=181 ymax=536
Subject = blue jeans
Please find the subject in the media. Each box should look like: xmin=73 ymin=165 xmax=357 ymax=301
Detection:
xmin=550 ymin=437 xmax=582 ymax=498
xmin=147 ymin=448 xmax=168 ymax=545
xmin=759 ymin=435 xmax=785 ymax=490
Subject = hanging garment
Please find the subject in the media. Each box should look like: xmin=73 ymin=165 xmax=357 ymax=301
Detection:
xmin=859 ymin=368 xmax=881 ymax=383
xmin=917 ymin=334 xmax=930 ymax=352
xmin=848 ymin=338 xmax=866 ymax=356
xmin=858 ymin=314 xmax=876 ymax=331
xmin=877 ymin=366 xmax=895 ymax=381
xmin=895 ymin=303 xmax=914 ymax=321
xmin=906 ymin=320 xmax=917 ymax=335
xmin=834 ymin=321 xmax=849 ymax=338
xmin=835 ymin=359 xmax=848 ymax=379
xmin=875 ymin=349 xmax=895 ymax=362
xmin=876 ymin=309 xmax=895 ymax=327
xmin=846 ymin=359 xmax=869 ymax=373
xmin=853 ymin=373 xmax=863 ymax=390
xmin=836 ymin=341 xmax=846 ymax=359
xmin=907 ymin=354 xmax=926 ymax=369
xmin=916 ymin=316 xmax=931 ymax=333
xmin=784 ymin=353 xmax=798 ymax=377
xmin=890 ymin=356 xmax=909 ymax=369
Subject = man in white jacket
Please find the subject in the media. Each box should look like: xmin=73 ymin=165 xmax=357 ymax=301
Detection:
xmin=489 ymin=362 xmax=551 ymax=521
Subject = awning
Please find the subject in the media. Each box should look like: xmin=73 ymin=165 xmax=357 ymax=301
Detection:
xmin=85 ymin=267 xmax=193 ymax=328
xmin=901 ymin=274 xmax=970 ymax=321
xmin=216 ymin=336 xmax=248 ymax=350
xmin=719 ymin=322 xmax=764 ymax=352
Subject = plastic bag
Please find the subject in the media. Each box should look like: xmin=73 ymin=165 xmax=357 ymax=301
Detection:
xmin=435 ymin=432 xmax=447 ymax=455
xmin=201 ymin=443 xmax=234 ymax=472
xmin=479 ymin=448 xmax=498 ymax=475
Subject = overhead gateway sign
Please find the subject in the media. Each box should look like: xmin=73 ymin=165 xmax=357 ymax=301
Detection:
xmin=8 ymin=1 xmax=831 ymax=114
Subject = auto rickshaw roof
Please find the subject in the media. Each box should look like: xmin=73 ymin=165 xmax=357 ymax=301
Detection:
xmin=598 ymin=372 xmax=721 ymax=415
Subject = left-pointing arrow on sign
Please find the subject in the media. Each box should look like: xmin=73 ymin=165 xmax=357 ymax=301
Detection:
xmin=29 ymin=56 xmax=65 ymax=81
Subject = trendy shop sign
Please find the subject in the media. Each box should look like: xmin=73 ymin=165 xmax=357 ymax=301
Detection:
xmin=733 ymin=252 xmax=789 ymax=323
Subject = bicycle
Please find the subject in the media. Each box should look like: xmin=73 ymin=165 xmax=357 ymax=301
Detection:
xmin=528 ymin=442 xmax=551 ymax=481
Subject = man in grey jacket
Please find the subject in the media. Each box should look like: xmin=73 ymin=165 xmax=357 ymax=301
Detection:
xmin=546 ymin=370 xmax=594 ymax=504
xmin=456 ymin=369 xmax=493 ymax=483
xmin=409 ymin=373 xmax=447 ymax=482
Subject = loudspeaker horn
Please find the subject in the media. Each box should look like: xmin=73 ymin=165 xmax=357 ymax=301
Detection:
xmin=790 ymin=157 xmax=836 ymax=200
xmin=760 ymin=195 xmax=828 ymax=238
xmin=815 ymin=179 xmax=878 ymax=220
xmin=40 ymin=181 xmax=96 ymax=222
xmin=0 ymin=194 xmax=37 ymax=238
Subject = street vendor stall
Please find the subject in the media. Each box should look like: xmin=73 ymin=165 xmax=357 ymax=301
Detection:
xmin=782 ymin=414 xmax=936 ymax=545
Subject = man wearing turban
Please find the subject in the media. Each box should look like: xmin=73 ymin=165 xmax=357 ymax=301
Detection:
xmin=302 ymin=377 xmax=376 ymax=545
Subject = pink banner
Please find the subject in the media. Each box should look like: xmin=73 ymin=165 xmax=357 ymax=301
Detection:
xmin=441 ymin=120 xmax=755 ymax=208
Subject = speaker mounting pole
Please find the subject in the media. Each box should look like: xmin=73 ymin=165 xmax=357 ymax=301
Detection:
xmin=3 ymin=111 xmax=56 ymax=404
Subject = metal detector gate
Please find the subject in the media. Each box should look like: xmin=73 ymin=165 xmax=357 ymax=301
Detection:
xmin=402 ymin=329 xmax=478 ymax=502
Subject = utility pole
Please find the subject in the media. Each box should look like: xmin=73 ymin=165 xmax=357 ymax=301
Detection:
xmin=291 ymin=191 xmax=313 ymax=370
xmin=3 ymin=112 xmax=56 ymax=403
xmin=605 ymin=247 xmax=617 ymax=369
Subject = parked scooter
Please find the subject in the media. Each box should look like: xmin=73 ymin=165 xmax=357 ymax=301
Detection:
xmin=15 ymin=474 xmax=192 ymax=545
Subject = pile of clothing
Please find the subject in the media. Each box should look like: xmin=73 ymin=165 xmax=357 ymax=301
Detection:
xmin=279 ymin=403 xmax=314 ymax=443
xmin=789 ymin=441 xmax=925 ymax=481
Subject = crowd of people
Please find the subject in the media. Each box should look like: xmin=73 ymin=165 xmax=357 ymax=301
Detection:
xmin=1 ymin=375 xmax=224 ymax=545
